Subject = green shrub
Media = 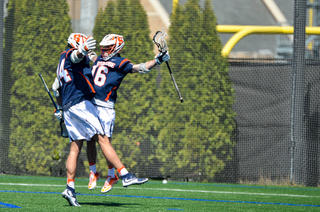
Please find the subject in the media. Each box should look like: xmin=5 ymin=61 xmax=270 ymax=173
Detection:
xmin=8 ymin=0 xmax=72 ymax=175
xmin=154 ymin=0 xmax=236 ymax=181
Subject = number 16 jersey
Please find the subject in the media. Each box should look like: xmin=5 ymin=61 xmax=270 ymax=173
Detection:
xmin=90 ymin=55 xmax=133 ymax=108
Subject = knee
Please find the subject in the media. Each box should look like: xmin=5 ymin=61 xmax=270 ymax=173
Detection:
xmin=98 ymin=134 xmax=110 ymax=144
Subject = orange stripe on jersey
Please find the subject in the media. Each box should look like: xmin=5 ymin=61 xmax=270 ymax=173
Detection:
xmin=104 ymin=86 xmax=117 ymax=101
xmin=78 ymin=71 xmax=96 ymax=93
xmin=119 ymin=59 xmax=130 ymax=68
xmin=64 ymin=48 xmax=75 ymax=59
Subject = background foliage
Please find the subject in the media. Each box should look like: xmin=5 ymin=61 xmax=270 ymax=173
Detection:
xmin=154 ymin=0 xmax=235 ymax=181
xmin=7 ymin=0 xmax=72 ymax=175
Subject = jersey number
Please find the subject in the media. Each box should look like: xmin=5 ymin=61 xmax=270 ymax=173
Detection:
xmin=91 ymin=65 xmax=109 ymax=87
xmin=57 ymin=58 xmax=72 ymax=83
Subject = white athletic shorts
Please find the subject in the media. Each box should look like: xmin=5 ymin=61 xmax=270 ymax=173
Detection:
xmin=64 ymin=100 xmax=104 ymax=142
xmin=94 ymin=105 xmax=115 ymax=138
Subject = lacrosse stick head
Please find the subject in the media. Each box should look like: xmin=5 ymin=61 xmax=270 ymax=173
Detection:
xmin=153 ymin=28 xmax=167 ymax=53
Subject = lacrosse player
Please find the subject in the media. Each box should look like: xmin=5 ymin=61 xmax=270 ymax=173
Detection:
xmin=89 ymin=34 xmax=170 ymax=193
xmin=53 ymin=35 xmax=101 ymax=192
xmin=55 ymin=33 xmax=147 ymax=207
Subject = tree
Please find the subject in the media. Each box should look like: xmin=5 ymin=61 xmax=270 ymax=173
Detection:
xmin=1 ymin=0 xmax=16 ymax=173
xmin=155 ymin=0 xmax=236 ymax=181
xmin=8 ymin=0 xmax=72 ymax=175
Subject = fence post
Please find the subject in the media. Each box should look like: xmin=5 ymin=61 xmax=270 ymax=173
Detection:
xmin=0 ymin=0 xmax=4 ymax=173
xmin=290 ymin=0 xmax=307 ymax=186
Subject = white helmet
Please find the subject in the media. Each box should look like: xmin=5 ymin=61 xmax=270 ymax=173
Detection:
xmin=68 ymin=33 xmax=88 ymax=49
xmin=99 ymin=34 xmax=124 ymax=61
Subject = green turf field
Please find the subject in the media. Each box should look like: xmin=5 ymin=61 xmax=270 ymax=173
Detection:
xmin=1 ymin=175 xmax=320 ymax=211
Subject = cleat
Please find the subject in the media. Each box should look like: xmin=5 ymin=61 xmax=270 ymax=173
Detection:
xmin=101 ymin=175 xmax=119 ymax=193
xmin=62 ymin=185 xmax=81 ymax=207
xmin=121 ymin=173 xmax=148 ymax=187
xmin=88 ymin=171 xmax=100 ymax=190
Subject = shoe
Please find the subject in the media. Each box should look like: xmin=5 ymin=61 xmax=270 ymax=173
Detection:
xmin=121 ymin=173 xmax=148 ymax=187
xmin=101 ymin=175 xmax=119 ymax=193
xmin=62 ymin=185 xmax=81 ymax=207
xmin=88 ymin=171 xmax=100 ymax=190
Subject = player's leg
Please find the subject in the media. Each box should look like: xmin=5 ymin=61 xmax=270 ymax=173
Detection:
xmin=62 ymin=140 xmax=83 ymax=207
xmin=96 ymin=134 xmax=148 ymax=187
xmin=87 ymin=139 xmax=100 ymax=190
xmin=94 ymin=106 xmax=119 ymax=192
xmin=101 ymin=142 xmax=118 ymax=193
xmin=62 ymin=100 xmax=103 ymax=206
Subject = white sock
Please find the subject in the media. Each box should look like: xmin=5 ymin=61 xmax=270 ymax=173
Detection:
xmin=67 ymin=180 xmax=75 ymax=189
xmin=119 ymin=168 xmax=129 ymax=176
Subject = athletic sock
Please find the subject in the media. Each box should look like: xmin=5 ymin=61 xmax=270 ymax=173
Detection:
xmin=108 ymin=166 xmax=115 ymax=178
xmin=89 ymin=163 xmax=97 ymax=173
xmin=67 ymin=178 xmax=75 ymax=189
xmin=117 ymin=165 xmax=129 ymax=176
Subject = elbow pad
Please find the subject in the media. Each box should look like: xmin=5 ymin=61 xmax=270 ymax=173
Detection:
xmin=70 ymin=50 xmax=82 ymax=63
xmin=138 ymin=63 xmax=151 ymax=74
xmin=52 ymin=78 xmax=60 ymax=97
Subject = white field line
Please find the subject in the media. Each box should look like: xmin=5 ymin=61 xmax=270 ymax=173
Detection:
xmin=0 ymin=182 xmax=319 ymax=198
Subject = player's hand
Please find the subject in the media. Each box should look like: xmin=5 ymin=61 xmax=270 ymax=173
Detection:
xmin=88 ymin=50 xmax=97 ymax=62
xmin=54 ymin=109 xmax=63 ymax=122
xmin=52 ymin=77 xmax=60 ymax=97
xmin=79 ymin=36 xmax=96 ymax=56
xmin=155 ymin=51 xmax=170 ymax=65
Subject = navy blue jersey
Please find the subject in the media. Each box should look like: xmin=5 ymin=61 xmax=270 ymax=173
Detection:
xmin=56 ymin=48 xmax=95 ymax=108
xmin=91 ymin=55 xmax=133 ymax=104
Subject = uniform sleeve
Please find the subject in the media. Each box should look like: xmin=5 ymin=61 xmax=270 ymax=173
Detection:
xmin=119 ymin=58 xmax=133 ymax=75
xmin=65 ymin=48 xmax=75 ymax=59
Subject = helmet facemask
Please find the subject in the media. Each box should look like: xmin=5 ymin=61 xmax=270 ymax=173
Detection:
xmin=99 ymin=34 xmax=124 ymax=61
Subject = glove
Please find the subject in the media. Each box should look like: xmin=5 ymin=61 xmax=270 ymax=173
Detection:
xmin=155 ymin=51 xmax=170 ymax=65
xmin=52 ymin=77 xmax=60 ymax=97
xmin=78 ymin=36 xmax=96 ymax=56
xmin=54 ymin=106 xmax=63 ymax=122
xmin=88 ymin=50 xmax=97 ymax=62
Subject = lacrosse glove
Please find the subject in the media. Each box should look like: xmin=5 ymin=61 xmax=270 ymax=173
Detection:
xmin=79 ymin=36 xmax=96 ymax=56
xmin=54 ymin=106 xmax=63 ymax=122
xmin=88 ymin=50 xmax=97 ymax=62
xmin=155 ymin=51 xmax=170 ymax=65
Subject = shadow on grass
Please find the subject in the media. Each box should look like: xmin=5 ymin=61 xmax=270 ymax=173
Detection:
xmin=79 ymin=202 xmax=139 ymax=207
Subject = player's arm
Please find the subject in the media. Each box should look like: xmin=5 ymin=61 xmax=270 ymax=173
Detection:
xmin=131 ymin=51 xmax=170 ymax=74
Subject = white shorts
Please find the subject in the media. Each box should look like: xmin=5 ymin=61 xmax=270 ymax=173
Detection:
xmin=64 ymin=100 xmax=104 ymax=142
xmin=94 ymin=105 xmax=115 ymax=137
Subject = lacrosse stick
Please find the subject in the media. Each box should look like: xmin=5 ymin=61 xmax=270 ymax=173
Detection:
xmin=153 ymin=28 xmax=183 ymax=103
xmin=38 ymin=73 xmax=68 ymax=138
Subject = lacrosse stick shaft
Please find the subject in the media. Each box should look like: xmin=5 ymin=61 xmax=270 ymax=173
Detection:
xmin=165 ymin=62 xmax=183 ymax=103
xmin=39 ymin=73 xmax=68 ymax=138
xmin=38 ymin=73 xmax=58 ymax=110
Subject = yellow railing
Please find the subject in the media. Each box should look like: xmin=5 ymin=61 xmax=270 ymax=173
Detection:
xmin=216 ymin=25 xmax=320 ymax=57
xmin=171 ymin=1 xmax=320 ymax=57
